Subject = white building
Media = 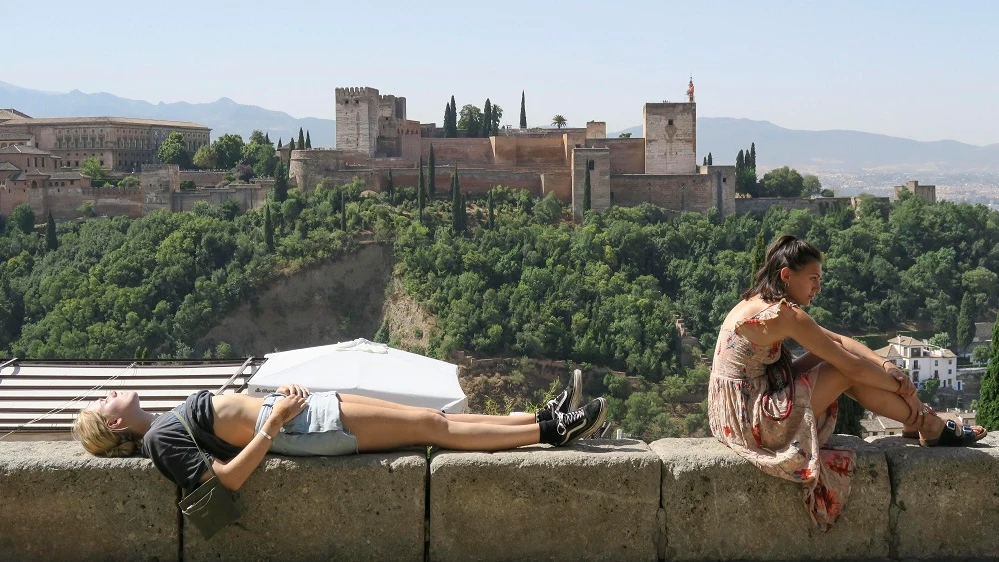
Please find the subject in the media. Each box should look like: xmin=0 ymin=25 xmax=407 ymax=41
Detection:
xmin=875 ymin=335 xmax=959 ymax=390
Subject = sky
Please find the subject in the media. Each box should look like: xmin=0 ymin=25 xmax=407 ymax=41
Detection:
xmin=5 ymin=1 xmax=998 ymax=145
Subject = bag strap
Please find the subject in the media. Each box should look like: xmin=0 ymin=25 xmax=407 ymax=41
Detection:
xmin=170 ymin=409 xmax=219 ymax=479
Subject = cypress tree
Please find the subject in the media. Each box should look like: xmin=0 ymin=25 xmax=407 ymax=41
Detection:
xmin=306 ymin=131 xmax=312 ymax=149
xmin=451 ymin=165 xmax=459 ymax=200
xmin=277 ymin=138 xmax=282 ymax=148
xmin=418 ymin=156 xmax=426 ymax=200
xmin=583 ymin=165 xmax=591 ymax=212
xmin=452 ymin=175 xmax=463 ymax=234
xmin=264 ymin=205 xmax=274 ymax=250
xmin=750 ymin=229 xmax=766 ymax=286
xmin=428 ymin=144 xmax=436 ymax=197
xmin=265 ymin=132 xmax=271 ymax=144
xmin=298 ymin=128 xmax=306 ymax=149
xmin=488 ymin=189 xmax=495 ymax=229
xmin=703 ymin=157 xmax=707 ymax=166
xmin=417 ymin=178 xmax=426 ymax=224
xmin=707 ymin=152 xmax=713 ymax=165
xmin=957 ymin=292 xmax=975 ymax=353
xmin=273 ymin=160 xmax=289 ymax=202
xmin=483 ymin=99 xmax=492 ymax=139
xmin=387 ymin=169 xmax=395 ymax=203
xmin=448 ymin=96 xmax=457 ymax=137
xmin=460 ymin=193 xmax=467 ymax=232
xmin=750 ymin=142 xmax=757 ymax=168
xmin=520 ymin=91 xmax=527 ymax=129
xmin=736 ymin=149 xmax=744 ymax=170
xmin=45 ymin=212 xmax=57 ymax=251
xmin=289 ymin=138 xmax=296 ymax=152
xmin=443 ymin=103 xmax=453 ymax=137
xmin=976 ymin=317 xmax=999 ymax=430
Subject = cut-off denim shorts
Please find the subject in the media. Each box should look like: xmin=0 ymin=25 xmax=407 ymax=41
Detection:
xmin=254 ymin=391 xmax=359 ymax=456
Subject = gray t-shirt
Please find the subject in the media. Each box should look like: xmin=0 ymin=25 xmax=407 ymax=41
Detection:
xmin=144 ymin=391 xmax=243 ymax=492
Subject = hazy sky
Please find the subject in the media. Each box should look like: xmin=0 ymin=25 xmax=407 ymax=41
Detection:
xmin=5 ymin=1 xmax=997 ymax=145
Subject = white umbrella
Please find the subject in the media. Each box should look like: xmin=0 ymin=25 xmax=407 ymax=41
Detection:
xmin=246 ymin=339 xmax=468 ymax=413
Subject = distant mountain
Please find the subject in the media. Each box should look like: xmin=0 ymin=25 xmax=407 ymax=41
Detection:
xmin=0 ymin=81 xmax=336 ymax=148
xmin=611 ymin=118 xmax=999 ymax=173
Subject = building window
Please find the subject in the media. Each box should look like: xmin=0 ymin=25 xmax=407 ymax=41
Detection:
xmin=912 ymin=371 xmax=919 ymax=382
xmin=667 ymin=119 xmax=674 ymax=126
xmin=935 ymin=360 xmax=938 ymax=366
xmin=587 ymin=160 xmax=595 ymax=171
xmin=913 ymin=360 xmax=919 ymax=369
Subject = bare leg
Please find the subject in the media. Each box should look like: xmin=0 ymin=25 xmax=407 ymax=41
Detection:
xmin=338 ymin=393 xmax=537 ymax=426
xmin=340 ymin=403 xmax=541 ymax=452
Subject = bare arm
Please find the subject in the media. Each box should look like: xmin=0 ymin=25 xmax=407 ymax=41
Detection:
xmin=200 ymin=394 xmax=307 ymax=491
xmin=821 ymin=327 xmax=888 ymax=366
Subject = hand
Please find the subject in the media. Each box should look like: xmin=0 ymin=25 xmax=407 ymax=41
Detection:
xmin=276 ymin=384 xmax=310 ymax=398
xmin=269 ymin=394 xmax=308 ymax=425
xmin=893 ymin=372 xmax=917 ymax=397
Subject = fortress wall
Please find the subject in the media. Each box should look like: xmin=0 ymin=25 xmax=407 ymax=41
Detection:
xmin=0 ymin=185 xmax=30 ymax=216
xmin=734 ymin=197 xmax=857 ymax=216
xmin=491 ymin=136 xmax=518 ymax=166
xmin=179 ymin=170 xmax=228 ymax=187
xmin=3 ymin=435 xmax=998 ymax=561
xmin=585 ymin=137 xmax=646 ymax=174
xmin=514 ymin=137 xmax=567 ymax=166
xmin=541 ymin=171 xmax=572 ymax=200
xmin=611 ymin=173 xmax=715 ymax=213
xmin=172 ymin=186 xmax=267 ymax=213
xmin=420 ymin=138 xmax=493 ymax=166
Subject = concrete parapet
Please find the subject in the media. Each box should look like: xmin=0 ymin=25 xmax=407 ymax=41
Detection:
xmin=429 ymin=441 xmax=661 ymax=561
xmin=871 ymin=433 xmax=999 ymax=560
xmin=652 ymin=436 xmax=891 ymax=561
xmin=185 ymin=452 xmax=426 ymax=562
xmin=0 ymin=441 xmax=177 ymax=562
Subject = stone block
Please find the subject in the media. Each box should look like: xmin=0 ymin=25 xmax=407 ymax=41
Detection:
xmin=652 ymin=436 xmax=890 ymax=561
xmin=871 ymin=433 xmax=999 ymax=559
xmin=0 ymin=441 xmax=178 ymax=562
xmin=429 ymin=440 xmax=661 ymax=561
xmin=184 ymin=452 xmax=425 ymax=562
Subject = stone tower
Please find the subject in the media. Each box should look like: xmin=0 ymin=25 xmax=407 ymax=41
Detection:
xmin=643 ymin=102 xmax=696 ymax=175
xmin=335 ymin=87 xmax=380 ymax=156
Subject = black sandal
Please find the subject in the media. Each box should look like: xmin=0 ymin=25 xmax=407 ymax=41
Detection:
xmin=920 ymin=419 xmax=988 ymax=447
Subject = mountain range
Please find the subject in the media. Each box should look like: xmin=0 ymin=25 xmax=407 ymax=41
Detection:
xmin=2 ymin=81 xmax=996 ymax=173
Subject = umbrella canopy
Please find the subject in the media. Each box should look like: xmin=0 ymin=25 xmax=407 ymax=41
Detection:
xmin=246 ymin=339 xmax=467 ymax=413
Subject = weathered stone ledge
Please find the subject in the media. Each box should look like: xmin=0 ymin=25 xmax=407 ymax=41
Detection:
xmin=1 ymin=435 xmax=996 ymax=561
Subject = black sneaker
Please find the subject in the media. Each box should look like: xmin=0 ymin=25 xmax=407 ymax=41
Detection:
xmin=554 ymin=397 xmax=607 ymax=446
xmin=541 ymin=369 xmax=584 ymax=419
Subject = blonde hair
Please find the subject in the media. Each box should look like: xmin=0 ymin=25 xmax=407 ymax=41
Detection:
xmin=72 ymin=409 xmax=139 ymax=457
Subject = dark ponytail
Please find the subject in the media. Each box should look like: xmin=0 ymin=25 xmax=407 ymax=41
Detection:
xmin=742 ymin=235 xmax=823 ymax=302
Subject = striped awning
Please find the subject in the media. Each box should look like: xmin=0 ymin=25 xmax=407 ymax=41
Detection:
xmin=0 ymin=358 xmax=264 ymax=435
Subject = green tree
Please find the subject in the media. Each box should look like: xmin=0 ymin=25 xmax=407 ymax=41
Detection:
xmin=802 ymin=174 xmax=823 ymax=198
xmin=8 ymin=204 xmax=35 ymax=234
xmin=298 ymin=128 xmax=305 ymax=149
xmin=917 ymin=377 xmax=940 ymax=406
xmin=157 ymin=132 xmax=191 ymax=168
xmin=519 ymin=91 xmax=527 ymax=129
xmin=418 ymin=156 xmax=426 ymax=200
xmin=703 ymin=157 xmax=707 ymax=166
xmin=273 ymin=160 xmax=289 ymax=202
xmin=277 ymin=138 xmax=282 ymax=148
xmin=820 ymin=188 xmax=835 ymax=197
xmin=249 ymin=130 xmax=267 ymax=144
xmin=707 ymin=152 xmax=713 ymax=165
xmin=973 ymin=345 xmax=990 ymax=365
xmin=749 ymin=142 xmax=757 ymax=168
xmin=452 ymin=170 xmax=463 ymax=233
xmin=760 ymin=166 xmax=804 ymax=197
xmin=488 ymin=188 xmax=495 ymax=229
xmin=264 ymin=204 xmax=274 ymax=251
xmin=482 ymin=99 xmax=492 ymax=139
xmin=459 ymin=104 xmax=482 ymax=137
xmin=77 ymin=201 xmax=96 ymax=218
xmin=213 ymin=134 xmax=245 ymax=169
xmin=489 ymin=104 xmax=503 ymax=136
xmin=443 ymin=102 xmax=453 ymax=137
xmin=957 ymin=292 xmax=975 ymax=353
xmin=80 ymin=157 xmax=104 ymax=179
xmin=386 ymin=169 xmax=395 ymax=203
xmin=45 ymin=212 xmax=58 ymax=251
xmin=750 ymin=228 xmax=766 ymax=284
xmin=428 ymin=145 xmax=436 ymax=197
xmin=288 ymin=138 xmax=296 ymax=152
xmin=119 ymin=175 xmax=140 ymax=188
xmin=551 ymin=115 xmax=567 ymax=129
xmin=582 ymin=164 xmax=591 ymax=212
xmin=619 ymin=132 xmax=632 ymax=138
xmin=265 ymin=132 xmax=270 ymax=144
xmin=417 ymin=175 xmax=426 ymax=224
xmin=305 ymin=130 xmax=312 ymax=149
xmin=927 ymin=332 xmax=951 ymax=350
xmin=736 ymin=149 xmax=744 ymax=169
xmin=193 ymin=144 xmax=218 ymax=169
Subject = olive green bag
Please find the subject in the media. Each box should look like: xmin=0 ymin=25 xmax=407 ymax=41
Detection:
xmin=171 ymin=410 xmax=240 ymax=539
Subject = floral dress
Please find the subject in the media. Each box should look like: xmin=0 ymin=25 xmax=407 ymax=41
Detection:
xmin=707 ymin=299 xmax=856 ymax=530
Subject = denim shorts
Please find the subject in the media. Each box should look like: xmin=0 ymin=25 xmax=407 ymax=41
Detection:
xmin=254 ymin=391 xmax=359 ymax=456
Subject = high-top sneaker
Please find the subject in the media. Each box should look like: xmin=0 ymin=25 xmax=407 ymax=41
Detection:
xmin=537 ymin=369 xmax=583 ymax=422
xmin=553 ymin=397 xmax=607 ymax=446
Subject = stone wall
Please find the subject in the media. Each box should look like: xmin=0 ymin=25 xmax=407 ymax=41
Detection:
xmin=571 ymin=148 xmax=611 ymax=218
xmin=335 ymin=87 xmax=380 ymax=156
xmin=611 ymin=173 xmax=716 ymax=214
xmin=541 ymin=171 xmax=572 ymax=200
xmin=172 ymin=185 xmax=267 ymax=213
xmin=419 ymin=139 xmax=493 ymax=167
xmin=644 ymin=102 xmax=697 ymax=175
xmin=0 ymin=185 xmax=29 ymax=216
xmin=141 ymin=164 xmax=179 ymax=215
xmin=734 ymin=196 xmax=858 ymax=216
xmin=586 ymin=137 xmax=645 ymax=174
xmin=3 ymin=435 xmax=998 ymax=561
xmin=179 ymin=170 xmax=228 ymax=188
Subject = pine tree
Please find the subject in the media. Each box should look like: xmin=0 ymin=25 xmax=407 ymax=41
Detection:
xmin=750 ymin=142 xmax=757 ymax=168
xmin=583 ymin=164 xmax=592 ymax=212
xmin=418 ymin=156 xmax=426 ymax=200
xmin=264 ymin=205 xmax=274 ymax=251
xmin=428 ymin=144 xmax=436 ymax=197
xmin=45 ymin=212 xmax=57 ymax=251
xmin=386 ymin=169 xmax=395 ymax=203
xmin=976 ymin=317 xmax=999 ymax=430
xmin=707 ymin=152 xmax=713 ymax=165
xmin=957 ymin=292 xmax=975 ymax=353
xmin=750 ymin=229 xmax=766 ymax=286
xmin=483 ymin=99 xmax=492 ymax=139
xmin=488 ymin=189 xmax=495 ymax=229
xmin=305 ymin=131 xmax=312 ymax=149
xmin=298 ymin=128 xmax=305 ymax=149
xmin=519 ymin=91 xmax=527 ymax=129
xmin=289 ymin=138 xmax=296 ymax=152
xmin=736 ymin=149 xmax=744 ymax=170
xmin=273 ymin=160 xmax=289 ymax=202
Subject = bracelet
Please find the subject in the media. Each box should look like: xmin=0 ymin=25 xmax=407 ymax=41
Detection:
xmin=882 ymin=359 xmax=893 ymax=370
xmin=257 ymin=429 xmax=273 ymax=441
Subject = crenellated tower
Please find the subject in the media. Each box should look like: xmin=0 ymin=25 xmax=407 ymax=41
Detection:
xmin=335 ymin=87 xmax=380 ymax=156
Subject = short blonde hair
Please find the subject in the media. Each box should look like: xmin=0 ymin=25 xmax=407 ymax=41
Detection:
xmin=72 ymin=409 xmax=139 ymax=457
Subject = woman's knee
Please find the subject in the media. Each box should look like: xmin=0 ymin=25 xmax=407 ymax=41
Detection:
xmin=414 ymin=410 xmax=450 ymax=438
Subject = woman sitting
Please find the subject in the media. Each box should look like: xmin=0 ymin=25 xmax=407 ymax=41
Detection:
xmin=73 ymin=380 xmax=604 ymax=492
xmin=708 ymin=235 xmax=986 ymax=530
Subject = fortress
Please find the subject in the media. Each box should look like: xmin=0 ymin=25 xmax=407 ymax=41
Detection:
xmin=289 ymin=82 xmax=738 ymax=217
